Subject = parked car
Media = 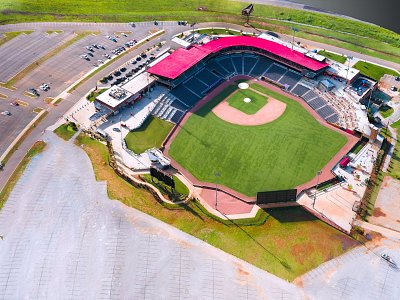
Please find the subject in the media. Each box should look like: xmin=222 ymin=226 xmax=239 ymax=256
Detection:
xmin=1 ymin=110 xmax=11 ymax=116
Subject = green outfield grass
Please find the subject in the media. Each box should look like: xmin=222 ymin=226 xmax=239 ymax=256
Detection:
xmin=353 ymin=61 xmax=399 ymax=81
xmin=227 ymin=88 xmax=268 ymax=114
xmin=169 ymin=83 xmax=347 ymax=196
xmin=124 ymin=115 xmax=174 ymax=154
xmin=317 ymin=50 xmax=347 ymax=64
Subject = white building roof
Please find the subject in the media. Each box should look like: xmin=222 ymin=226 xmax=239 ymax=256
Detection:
xmin=121 ymin=72 xmax=156 ymax=95
xmin=96 ymin=86 xmax=133 ymax=109
xmin=327 ymin=62 xmax=359 ymax=81
xmin=172 ymin=36 xmax=192 ymax=48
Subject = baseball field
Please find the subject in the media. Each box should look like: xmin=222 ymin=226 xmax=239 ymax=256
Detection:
xmin=169 ymin=82 xmax=347 ymax=197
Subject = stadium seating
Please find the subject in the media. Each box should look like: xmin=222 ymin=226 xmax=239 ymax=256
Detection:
xmin=249 ymin=56 xmax=273 ymax=78
xmin=206 ymin=59 xmax=231 ymax=77
xmin=170 ymin=110 xmax=185 ymax=123
xmin=278 ymin=70 xmax=302 ymax=89
xmin=291 ymin=84 xmax=310 ymax=97
xmin=243 ymin=55 xmax=258 ymax=75
xmin=325 ymin=114 xmax=340 ymax=124
xmin=231 ymin=54 xmax=243 ymax=75
xmin=216 ymin=56 xmax=235 ymax=75
xmin=184 ymin=77 xmax=208 ymax=95
xmin=307 ymin=97 xmax=327 ymax=111
xmin=170 ymin=84 xmax=201 ymax=107
xmin=196 ymin=68 xmax=222 ymax=87
xmin=302 ymin=90 xmax=318 ymax=102
xmin=264 ymin=64 xmax=287 ymax=82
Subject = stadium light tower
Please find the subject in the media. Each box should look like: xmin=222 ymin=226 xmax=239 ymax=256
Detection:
xmin=241 ymin=4 xmax=254 ymax=25
xmin=313 ymin=170 xmax=322 ymax=208
xmin=215 ymin=171 xmax=221 ymax=210
xmin=345 ymin=55 xmax=353 ymax=83
xmin=291 ymin=27 xmax=299 ymax=51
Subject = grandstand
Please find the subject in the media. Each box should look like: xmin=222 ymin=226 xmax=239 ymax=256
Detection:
xmin=147 ymin=36 xmax=347 ymax=126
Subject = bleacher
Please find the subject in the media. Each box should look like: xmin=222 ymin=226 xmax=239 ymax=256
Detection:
xmin=170 ymin=110 xmax=185 ymax=123
xmin=231 ymin=54 xmax=243 ymax=75
xmin=184 ymin=77 xmax=208 ymax=95
xmin=243 ymin=55 xmax=258 ymax=75
xmin=307 ymin=97 xmax=326 ymax=111
xmin=278 ymin=71 xmax=302 ymax=89
xmin=216 ymin=56 xmax=235 ymax=75
xmin=206 ymin=59 xmax=230 ymax=77
xmin=264 ymin=64 xmax=287 ymax=82
xmin=249 ymin=56 xmax=273 ymax=78
xmin=196 ymin=68 xmax=222 ymax=87
xmin=170 ymin=84 xmax=201 ymax=107
xmin=317 ymin=105 xmax=336 ymax=119
xmin=291 ymin=84 xmax=310 ymax=97
xmin=302 ymin=90 xmax=318 ymax=102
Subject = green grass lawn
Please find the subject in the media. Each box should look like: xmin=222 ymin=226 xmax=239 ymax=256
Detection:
xmin=86 ymin=88 xmax=107 ymax=102
xmin=124 ymin=115 xmax=174 ymax=154
xmin=0 ymin=30 xmax=33 ymax=48
xmin=169 ymin=83 xmax=347 ymax=196
xmin=227 ymin=88 xmax=268 ymax=114
xmin=379 ymin=105 xmax=394 ymax=118
xmin=54 ymin=122 xmax=78 ymax=141
xmin=142 ymin=174 xmax=189 ymax=201
xmin=391 ymin=119 xmax=400 ymax=130
xmin=354 ymin=61 xmax=399 ymax=81
xmin=196 ymin=28 xmax=241 ymax=36
xmin=317 ymin=50 xmax=347 ymax=64
xmin=75 ymin=133 xmax=358 ymax=280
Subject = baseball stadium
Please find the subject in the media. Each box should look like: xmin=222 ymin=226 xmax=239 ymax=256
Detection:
xmin=139 ymin=34 xmax=359 ymax=205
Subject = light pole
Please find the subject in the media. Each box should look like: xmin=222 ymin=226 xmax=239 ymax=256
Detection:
xmin=291 ymin=27 xmax=299 ymax=51
xmin=313 ymin=170 xmax=322 ymax=208
xmin=345 ymin=55 xmax=353 ymax=84
xmin=191 ymin=22 xmax=197 ymax=42
xmin=215 ymin=172 xmax=221 ymax=210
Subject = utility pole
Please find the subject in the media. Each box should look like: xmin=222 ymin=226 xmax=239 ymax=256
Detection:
xmin=215 ymin=172 xmax=221 ymax=210
xmin=313 ymin=170 xmax=322 ymax=208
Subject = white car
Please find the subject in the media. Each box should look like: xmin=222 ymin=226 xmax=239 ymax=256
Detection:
xmin=1 ymin=110 xmax=11 ymax=116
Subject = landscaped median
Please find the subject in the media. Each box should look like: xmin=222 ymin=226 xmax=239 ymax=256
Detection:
xmin=75 ymin=132 xmax=358 ymax=281
xmin=53 ymin=122 xmax=78 ymax=141
xmin=0 ymin=110 xmax=48 ymax=166
xmin=0 ymin=141 xmax=46 ymax=210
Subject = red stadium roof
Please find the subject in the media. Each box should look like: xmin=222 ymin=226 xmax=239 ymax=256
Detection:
xmin=147 ymin=36 xmax=329 ymax=79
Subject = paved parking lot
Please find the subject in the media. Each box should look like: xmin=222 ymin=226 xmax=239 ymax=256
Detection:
xmin=0 ymin=132 xmax=303 ymax=299
xmin=0 ymin=31 xmax=73 ymax=83
xmin=369 ymin=176 xmax=400 ymax=232
xmin=0 ymin=23 xmax=163 ymax=158
xmin=298 ymin=238 xmax=400 ymax=300
xmin=16 ymin=30 xmax=151 ymax=98
xmin=0 ymin=101 xmax=37 ymax=156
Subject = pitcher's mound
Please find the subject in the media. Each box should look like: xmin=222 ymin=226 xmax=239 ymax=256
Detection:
xmin=213 ymin=97 xmax=286 ymax=126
